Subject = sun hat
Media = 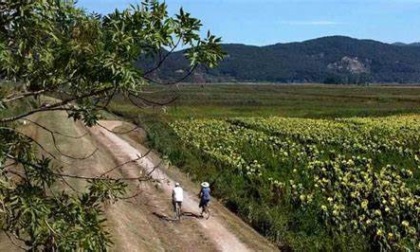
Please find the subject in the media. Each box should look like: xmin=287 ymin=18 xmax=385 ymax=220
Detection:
xmin=201 ymin=182 xmax=209 ymax=188
xmin=175 ymin=182 xmax=180 ymax=186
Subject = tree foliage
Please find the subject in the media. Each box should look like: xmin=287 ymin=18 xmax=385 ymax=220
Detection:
xmin=0 ymin=0 xmax=224 ymax=250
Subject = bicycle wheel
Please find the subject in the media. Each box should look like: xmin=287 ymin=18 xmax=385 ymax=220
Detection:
xmin=202 ymin=205 xmax=210 ymax=219
xmin=176 ymin=204 xmax=182 ymax=221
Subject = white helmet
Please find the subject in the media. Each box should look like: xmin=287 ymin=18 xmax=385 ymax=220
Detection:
xmin=175 ymin=182 xmax=180 ymax=186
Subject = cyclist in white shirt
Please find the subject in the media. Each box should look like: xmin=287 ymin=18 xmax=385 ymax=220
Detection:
xmin=172 ymin=182 xmax=183 ymax=217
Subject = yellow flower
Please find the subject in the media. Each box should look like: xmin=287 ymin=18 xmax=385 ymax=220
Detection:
xmin=402 ymin=220 xmax=409 ymax=227
xmin=406 ymin=170 xmax=413 ymax=177
xmin=376 ymin=229 xmax=384 ymax=236
xmin=390 ymin=197 xmax=396 ymax=206
xmin=361 ymin=200 xmax=368 ymax=210
xmin=408 ymin=227 xmax=416 ymax=235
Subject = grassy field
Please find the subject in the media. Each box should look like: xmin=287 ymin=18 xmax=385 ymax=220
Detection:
xmin=110 ymin=84 xmax=420 ymax=119
xmin=109 ymin=84 xmax=420 ymax=251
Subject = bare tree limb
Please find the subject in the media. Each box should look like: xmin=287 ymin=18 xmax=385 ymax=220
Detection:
xmin=4 ymin=168 xmax=29 ymax=182
xmin=1 ymin=161 xmax=17 ymax=170
xmin=127 ymin=94 xmax=153 ymax=108
xmin=99 ymin=150 xmax=152 ymax=177
xmin=0 ymin=86 xmax=114 ymax=123
xmin=95 ymin=87 xmax=118 ymax=110
xmin=4 ymin=129 xmax=61 ymax=161
xmin=25 ymin=118 xmax=90 ymax=139
xmin=142 ymin=64 xmax=198 ymax=85
xmin=2 ymin=89 xmax=48 ymax=103
xmin=143 ymin=37 xmax=182 ymax=76
xmin=116 ymin=189 xmax=147 ymax=200
xmin=56 ymin=175 xmax=82 ymax=193
xmin=2 ymin=127 xmax=76 ymax=164
xmin=54 ymin=172 xmax=153 ymax=182
xmin=127 ymin=92 xmax=179 ymax=107
xmin=96 ymin=122 xmax=141 ymax=135
xmin=48 ymin=129 xmax=98 ymax=161
xmin=54 ymin=159 xmax=163 ymax=182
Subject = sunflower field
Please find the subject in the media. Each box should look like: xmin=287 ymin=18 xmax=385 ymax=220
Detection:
xmin=170 ymin=115 xmax=420 ymax=251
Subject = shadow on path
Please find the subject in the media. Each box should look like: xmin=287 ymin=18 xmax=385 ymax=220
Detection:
xmin=152 ymin=212 xmax=176 ymax=222
xmin=181 ymin=211 xmax=203 ymax=219
xmin=152 ymin=211 xmax=204 ymax=222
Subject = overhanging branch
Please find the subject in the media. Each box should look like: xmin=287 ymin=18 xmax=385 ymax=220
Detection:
xmin=142 ymin=64 xmax=198 ymax=85
xmin=143 ymin=37 xmax=182 ymax=76
xmin=2 ymin=89 xmax=48 ymax=104
xmin=0 ymin=86 xmax=114 ymax=123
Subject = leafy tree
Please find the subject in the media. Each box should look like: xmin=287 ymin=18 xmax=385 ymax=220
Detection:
xmin=0 ymin=0 xmax=224 ymax=250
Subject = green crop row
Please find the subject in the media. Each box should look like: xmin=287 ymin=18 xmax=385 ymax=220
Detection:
xmin=170 ymin=115 xmax=420 ymax=251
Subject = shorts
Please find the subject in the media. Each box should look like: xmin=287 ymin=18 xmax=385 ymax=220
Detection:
xmin=173 ymin=201 xmax=182 ymax=212
xmin=199 ymin=199 xmax=210 ymax=208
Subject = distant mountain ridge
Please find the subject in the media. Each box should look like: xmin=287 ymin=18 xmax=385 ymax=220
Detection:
xmin=393 ymin=42 xmax=420 ymax=47
xmin=143 ymin=36 xmax=420 ymax=84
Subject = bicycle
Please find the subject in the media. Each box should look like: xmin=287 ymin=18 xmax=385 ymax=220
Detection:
xmin=200 ymin=202 xmax=210 ymax=219
xmin=199 ymin=181 xmax=211 ymax=219
xmin=173 ymin=201 xmax=182 ymax=221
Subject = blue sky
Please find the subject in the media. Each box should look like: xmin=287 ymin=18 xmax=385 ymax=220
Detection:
xmin=76 ymin=0 xmax=420 ymax=46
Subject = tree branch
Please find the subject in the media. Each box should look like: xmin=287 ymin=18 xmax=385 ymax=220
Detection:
xmin=16 ymin=120 xmax=98 ymax=161
xmin=56 ymin=175 xmax=82 ymax=193
xmin=4 ymin=168 xmax=29 ymax=182
xmin=127 ymin=92 xmax=179 ymax=107
xmin=54 ymin=172 xmax=153 ymax=182
xmin=2 ymin=89 xmax=48 ymax=103
xmin=0 ymin=86 xmax=114 ymax=123
xmin=99 ymin=150 xmax=151 ymax=177
xmin=54 ymin=159 xmax=163 ymax=182
xmin=1 ymin=128 xmax=62 ymax=162
xmin=142 ymin=64 xmax=198 ymax=85
xmin=47 ymin=129 xmax=98 ymax=161
xmin=143 ymin=37 xmax=182 ymax=76
xmin=25 ymin=118 xmax=90 ymax=139
xmin=95 ymin=87 xmax=118 ymax=110
xmin=96 ymin=122 xmax=141 ymax=135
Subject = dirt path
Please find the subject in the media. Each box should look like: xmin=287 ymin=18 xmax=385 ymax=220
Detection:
xmin=0 ymin=111 xmax=277 ymax=251
xmin=17 ymin=112 xmax=277 ymax=251
xmin=89 ymin=121 xmax=253 ymax=252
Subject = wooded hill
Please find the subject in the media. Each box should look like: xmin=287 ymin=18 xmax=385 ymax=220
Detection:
xmin=144 ymin=36 xmax=420 ymax=84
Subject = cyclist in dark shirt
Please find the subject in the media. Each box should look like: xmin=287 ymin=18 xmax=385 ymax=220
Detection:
xmin=198 ymin=182 xmax=211 ymax=217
